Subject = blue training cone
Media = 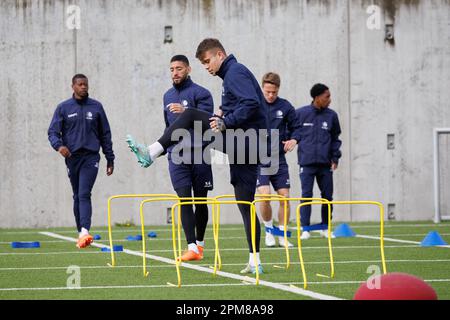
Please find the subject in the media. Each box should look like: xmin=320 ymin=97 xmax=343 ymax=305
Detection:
xmin=421 ymin=231 xmax=447 ymax=247
xmin=11 ymin=241 xmax=40 ymax=248
xmin=333 ymin=223 xmax=356 ymax=238
xmin=101 ymin=245 xmax=123 ymax=252
xmin=126 ymin=235 xmax=142 ymax=241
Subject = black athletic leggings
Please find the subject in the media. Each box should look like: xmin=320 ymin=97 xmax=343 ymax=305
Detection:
xmin=175 ymin=186 xmax=209 ymax=245
xmin=234 ymin=184 xmax=261 ymax=253
xmin=158 ymin=108 xmax=212 ymax=150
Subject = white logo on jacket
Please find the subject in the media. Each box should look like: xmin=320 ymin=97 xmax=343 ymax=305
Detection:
xmin=86 ymin=112 xmax=93 ymax=120
xmin=204 ymin=181 xmax=212 ymax=188
xmin=276 ymin=110 xmax=283 ymax=118
xmin=68 ymin=113 xmax=78 ymax=118
xmin=322 ymin=121 xmax=328 ymax=129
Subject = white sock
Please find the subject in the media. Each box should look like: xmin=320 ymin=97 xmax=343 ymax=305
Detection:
xmin=278 ymin=224 xmax=288 ymax=231
xmin=196 ymin=240 xmax=205 ymax=247
xmin=188 ymin=243 xmax=199 ymax=254
xmin=79 ymin=227 xmax=89 ymax=238
xmin=148 ymin=142 xmax=164 ymax=161
xmin=248 ymin=252 xmax=261 ymax=267
xmin=263 ymin=219 xmax=273 ymax=228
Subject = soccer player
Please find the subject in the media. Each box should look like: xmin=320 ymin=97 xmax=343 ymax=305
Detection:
xmin=126 ymin=39 xmax=268 ymax=274
xmin=163 ymin=54 xmax=214 ymax=261
xmin=48 ymin=74 xmax=115 ymax=248
xmin=256 ymin=72 xmax=300 ymax=248
xmin=296 ymin=83 xmax=342 ymax=240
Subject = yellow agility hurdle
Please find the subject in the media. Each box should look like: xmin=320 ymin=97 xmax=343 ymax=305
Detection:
xmin=138 ymin=196 xmax=215 ymax=277
xmin=212 ymin=194 xmax=332 ymax=277
xmin=295 ymin=200 xmax=387 ymax=289
xmin=252 ymin=197 xmax=332 ymax=274
xmin=107 ymin=194 xmax=181 ymax=267
xmin=172 ymin=200 xmax=258 ymax=287
xmin=211 ymin=194 xmax=288 ymax=273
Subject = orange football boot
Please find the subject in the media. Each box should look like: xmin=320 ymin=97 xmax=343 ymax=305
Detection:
xmin=76 ymin=234 xmax=94 ymax=248
xmin=178 ymin=249 xmax=203 ymax=261
xmin=197 ymin=245 xmax=204 ymax=257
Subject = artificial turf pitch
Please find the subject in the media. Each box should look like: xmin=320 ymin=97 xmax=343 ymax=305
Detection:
xmin=1 ymin=221 xmax=449 ymax=300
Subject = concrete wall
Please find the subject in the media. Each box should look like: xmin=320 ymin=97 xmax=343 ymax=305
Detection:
xmin=1 ymin=0 xmax=449 ymax=228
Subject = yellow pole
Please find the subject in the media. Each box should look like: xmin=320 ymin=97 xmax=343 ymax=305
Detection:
xmin=107 ymin=194 xmax=177 ymax=267
xmin=252 ymin=197 xmax=331 ymax=271
xmin=212 ymin=194 xmax=287 ymax=274
xmin=172 ymin=200 xmax=256 ymax=287
xmin=295 ymin=203 xmax=308 ymax=289
xmin=138 ymin=196 xmax=214 ymax=277
xmin=295 ymin=200 xmax=387 ymax=289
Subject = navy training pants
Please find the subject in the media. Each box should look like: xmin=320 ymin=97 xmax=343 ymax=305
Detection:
xmin=65 ymin=152 xmax=100 ymax=232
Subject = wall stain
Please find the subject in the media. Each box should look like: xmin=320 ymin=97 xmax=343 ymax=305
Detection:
xmin=202 ymin=0 xmax=213 ymax=14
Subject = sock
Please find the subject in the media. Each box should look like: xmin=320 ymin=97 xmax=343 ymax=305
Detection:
xmin=79 ymin=227 xmax=89 ymax=238
xmin=196 ymin=240 xmax=205 ymax=248
xmin=188 ymin=243 xmax=199 ymax=254
xmin=148 ymin=142 xmax=164 ymax=161
xmin=278 ymin=224 xmax=288 ymax=231
xmin=263 ymin=219 xmax=273 ymax=228
xmin=248 ymin=252 xmax=261 ymax=267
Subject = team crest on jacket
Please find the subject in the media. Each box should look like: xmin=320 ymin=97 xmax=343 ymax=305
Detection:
xmin=321 ymin=121 xmax=328 ymax=129
xmin=182 ymin=100 xmax=188 ymax=107
xmin=276 ymin=110 xmax=283 ymax=118
xmin=86 ymin=112 xmax=93 ymax=120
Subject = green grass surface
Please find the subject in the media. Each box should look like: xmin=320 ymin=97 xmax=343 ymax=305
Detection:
xmin=1 ymin=221 xmax=449 ymax=300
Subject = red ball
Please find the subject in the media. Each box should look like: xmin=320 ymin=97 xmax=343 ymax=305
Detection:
xmin=354 ymin=272 xmax=437 ymax=300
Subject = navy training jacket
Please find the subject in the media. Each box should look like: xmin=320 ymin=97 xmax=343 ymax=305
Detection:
xmin=295 ymin=104 xmax=342 ymax=166
xmin=216 ymin=55 xmax=268 ymax=131
xmin=48 ymin=95 xmax=115 ymax=165
xmin=163 ymin=77 xmax=214 ymax=159
xmin=267 ymin=97 xmax=301 ymax=164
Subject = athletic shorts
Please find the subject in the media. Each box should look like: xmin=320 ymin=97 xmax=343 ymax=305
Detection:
xmin=256 ymin=162 xmax=290 ymax=190
xmin=168 ymin=160 xmax=213 ymax=191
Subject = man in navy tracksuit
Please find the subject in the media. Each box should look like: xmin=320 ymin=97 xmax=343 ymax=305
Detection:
xmin=48 ymin=74 xmax=115 ymax=248
xmin=126 ymin=39 xmax=268 ymax=274
xmin=296 ymin=83 xmax=342 ymax=240
xmin=256 ymin=72 xmax=301 ymax=248
xmin=163 ymin=55 xmax=214 ymax=261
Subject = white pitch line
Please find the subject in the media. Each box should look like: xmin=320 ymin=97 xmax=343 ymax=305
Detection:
xmin=0 ymin=282 xmax=250 ymax=292
xmin=356 ymin=234 xmax=450 ymax=248
xmin=2 ymin=233 xmax=449 ymax=245
xmin=39 ymin=231 xmax=342 ymax=300
xmin=2 ymin=278 xmax=450 ymax=292
xmin=282 ymin=279 xmax=450 ymax=285
xmin=2 ymin=259 xmax=450 ymax=272
xmin=382 ymin=233 xmax=450 ymax=237
xmin=1 ymin=227 xmax=247 ymax=235
xmin=3 ymin=222 xmax=450 ymax=235
xmin=0 ymin=236 xmax=248 ymax=244
xmin=0 ymin=244 xmax=421 ymax=256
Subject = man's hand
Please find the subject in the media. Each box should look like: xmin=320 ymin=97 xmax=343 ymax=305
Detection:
xmin=331 ymin=162 xmax=338 ymax=171
xmin=282 ymin=139 xmax=297 ymax=152
xmin=58 ymin=146 xmax=71 ymax=158
xmin=168 ymin=103 xmax=186 ymax=114
xmin=209 ymin=116 xmax=226 ymax=132
xmin=107 ymin=165 xmax=114 ymax=176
